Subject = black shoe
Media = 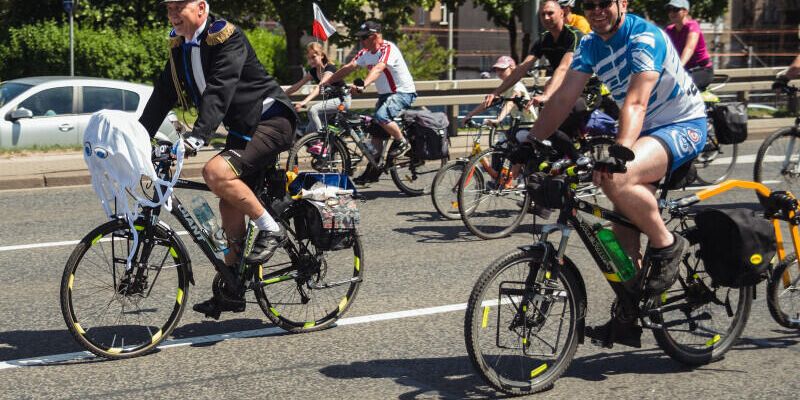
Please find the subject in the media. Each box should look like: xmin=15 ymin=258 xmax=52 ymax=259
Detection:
xmin=388 ymin=140 xmax=411 ymax=158
xmin=585 ymin=317 xmax=643 ymax=349
xmin=192 ymin=295 xmax=245 ymax=320
xmin=245 ymin=227 xmax=287 ymax=265
xmin=644 ymin=233 xmax=689 ymax=295
xmin=354 ymin=166 xmax=381 ymax=186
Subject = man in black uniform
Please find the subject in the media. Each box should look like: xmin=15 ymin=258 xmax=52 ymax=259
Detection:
xmin=140 ymin=0 xmax=297 ymax=319
xmin=483 ymin=0 xmax=596 ymax=147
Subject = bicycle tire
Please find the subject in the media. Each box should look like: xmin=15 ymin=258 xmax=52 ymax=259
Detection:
xmin=464 ymin=249 xmax=582 ymax=395
xmin=253 ymin=207 xmax=364 ymax=332
xmin=694 ymin=118 xmax=738 ymax=185
xmin=651 ymin=229 xmax=753 ymax=365
xmin=753 ymin=127 xmax=800 ymax=194
xmin=766 ymin=253 xmax=800 ymax=329
xmin=286 ymin=131 xmax=352 ymax=175
xmin=60 ymin=218 xmax=190 ymax=359
xmin=390 ymin=156 xmax=448 ymax=196
xmin=430 ymin=159 xmax=468 ymax=220
xmin=457 ymin=149 xmax=529 ymax=239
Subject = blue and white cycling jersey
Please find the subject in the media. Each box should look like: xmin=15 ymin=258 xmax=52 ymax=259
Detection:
xmin=570 ymin=14 xmax=706 ymax=132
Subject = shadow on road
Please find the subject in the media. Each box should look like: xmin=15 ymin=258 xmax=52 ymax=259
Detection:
xmin=563 ymin=348 xmax=701 ymax=381
xmin=319 ymin=355 xmax=504 ymax=399
xmin=392 ymin=225 xmax=480 ymax=243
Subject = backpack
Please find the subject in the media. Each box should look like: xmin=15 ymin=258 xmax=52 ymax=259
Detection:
xmin=694 ymin=208 xmax=776 ymax=287
xmin=711 ymin=103 xmax=748 ymax=144
xmin=402 ymin=109 xmax=450 ymax=160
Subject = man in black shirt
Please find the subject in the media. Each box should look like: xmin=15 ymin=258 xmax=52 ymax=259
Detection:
xmin=483 ymin=0 xmax=592 ymax=141
xmin=140 ymin=0 xmax=298 ymax=319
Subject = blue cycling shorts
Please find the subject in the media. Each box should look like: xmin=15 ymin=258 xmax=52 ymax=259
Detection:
xmin=642 ymin=117 xmax=707 ymax=173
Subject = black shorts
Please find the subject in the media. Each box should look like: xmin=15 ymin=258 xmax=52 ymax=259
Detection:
xmin=218 ymin=116 xmax=294 ymax=189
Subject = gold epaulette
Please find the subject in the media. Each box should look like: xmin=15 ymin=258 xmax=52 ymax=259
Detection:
xmin=168 ymin=28 xmax=183 ymax=48
xmin=206 ymin=20 xmax=235 ymax=46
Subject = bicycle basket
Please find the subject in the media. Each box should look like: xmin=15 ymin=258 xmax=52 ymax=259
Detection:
xmin=294 ymin=195 xmax=360 ymax=251
xmin=694 ymin=208 xmax=776 ymax=287
xmin=711 ymin=103 xmax=748 ymax=144
xmin=288 ymin=172 xmax=357 ymax=196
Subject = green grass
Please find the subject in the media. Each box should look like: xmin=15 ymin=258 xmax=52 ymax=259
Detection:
xmin=0 ymin=144 xmax=83 ymax=156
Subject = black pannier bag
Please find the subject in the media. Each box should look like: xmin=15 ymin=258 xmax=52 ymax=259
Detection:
xmin=711 ymin=102 xmax=748 ymax=144
xmin=294 ymin=195 xmax=360 ymax=251
xmin=402 ymin=109 xmax=450 ymax=160
xmin=694 ymin=208 xmax=776 ymax=287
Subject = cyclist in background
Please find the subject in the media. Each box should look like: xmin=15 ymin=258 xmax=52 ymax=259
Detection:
xmin=284 ymin=42 xmax=350 ymax=136
xmin=559 ymin=0 xmax=591 ymax=33
xmin=776 ymin=54 xmax=800 ymax=82
xmin=320 ymin=20 xmax=418 ymax=185
xmin=665 ymin=0 xmax=714 ymax=90
xmin=511 ymin=0 xmax=707 ymax=347
xmin=462 ymin=56 xmax=535 ymax=131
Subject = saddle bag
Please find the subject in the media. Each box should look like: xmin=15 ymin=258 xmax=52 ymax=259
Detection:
xmin=694 ymin=208 xmax=776 ymax=287
xmin=402 ymin=109 xmax=450 ymax=160
xmin=711 ymin=103 xmax=748 ymax=144
xmin=294 ymin=194 xmax=360 ymax=251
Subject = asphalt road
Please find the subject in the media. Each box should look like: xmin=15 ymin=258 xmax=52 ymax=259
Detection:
xmin=0 ymin=140 xmax=798 ymax=399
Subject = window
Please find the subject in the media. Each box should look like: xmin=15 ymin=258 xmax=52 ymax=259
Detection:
xmin=81 ymin=87 xmax=140 ymax=113
xmin=0 ymin=82 xmax=32 ymax=108
xmin=18 ymin=87 xmax=73 ymax=117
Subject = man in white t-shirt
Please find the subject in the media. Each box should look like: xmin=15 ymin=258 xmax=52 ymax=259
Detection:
xmin=321 ymin=21 xmax=418 ymax=184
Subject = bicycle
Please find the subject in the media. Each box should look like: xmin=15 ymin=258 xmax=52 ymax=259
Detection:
xmin=694 ymin=73 xmax=739 ymax=185
xmin=754 ymin=81 xmax=800 ymax=329
xmin=455 ymin=99 xmax=615 ymax=239
xmin=60 ymin=141 xmax=364 ymax=359
xmin=286 ymin=85 xmax=447 ymax=196
xmin=464 ymin=144 xmax=763 ymax=395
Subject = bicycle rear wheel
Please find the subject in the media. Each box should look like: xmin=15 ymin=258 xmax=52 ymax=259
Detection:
xmin=651 ymin=228 xmax=752 ymax=365
xmin=253 ymin=213 xmax=364 ymax=332
xmin=390 ymin=155 xmax=447 ymax=196
xmin=767 ymin=253 xmax=800 ymax=329
xmin=465 ymin=249 xmax=582 ymax=395
xmin=458 ymin=149 xmax=529 ymax=239
xmin=694 ymin=118 xmax=738 ymax=185
xmin=754 ymin=127 xmax=800 ymax=194
xmin=286 ymin=131 xmax=352 ymax=175
xmin=60 ymin=218 xmax=190 ymax=359
xmin=431 ymin=159 xmax=467 ymax=220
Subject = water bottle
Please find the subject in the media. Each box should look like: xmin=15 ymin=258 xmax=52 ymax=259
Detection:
xmin=352 ymin=128 xmax=377 ymax=156
xmin=190 ymin=196 xmax=228 ymax=254
xmin=596 ymin=227 xmax=636 ymax=282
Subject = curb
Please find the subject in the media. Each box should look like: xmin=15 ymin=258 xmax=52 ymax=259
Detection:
xmin=0 ymin=166 xmax=207 ymax=191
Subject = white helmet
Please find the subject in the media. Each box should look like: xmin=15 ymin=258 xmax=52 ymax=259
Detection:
xmin=557 ymin=0 xmax=575 ymax=7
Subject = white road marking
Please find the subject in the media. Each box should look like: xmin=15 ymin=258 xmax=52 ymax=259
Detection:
xmin=0 ymin=231 xmax=190 ymax=253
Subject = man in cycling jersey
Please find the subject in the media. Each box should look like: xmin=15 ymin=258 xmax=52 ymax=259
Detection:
xmin=140 ymin=0 xmax=297 ymax=319
xmin=513 ymin=0 xmax=707 ymax=347
xmin=319 ymin=21 xmax=417 ymax=185
xmin=558 ymin=0 xmax=591 ymax=33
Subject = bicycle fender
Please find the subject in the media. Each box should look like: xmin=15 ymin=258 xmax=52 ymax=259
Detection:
xmin=157 ymin=220 xmax=195 ymax=285
xmin=518 ymin=244 xmax=588 ymax=344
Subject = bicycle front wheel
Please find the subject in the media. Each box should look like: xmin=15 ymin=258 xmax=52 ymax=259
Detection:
xmin=694 ymin=118 xmax=738 ymax=185
xmin=390 ymin=155 xmax=447 ymax=196
xmin=651 ymin=228 xmax=753 ymax=365
xmin=465 ymin=249 xmax=582 ymax=395
xmin=253 ymin=218 xmax=364 ymax=332
xmin=754 ymin=127 xmax=800 ymax=193
xmin=431 ymin=159 xmax=467 ymax=220
xmin=60 ymin=218 xmax=190 ymax=359
xmin=767 ymin=253 xmax=800 ymax=329
xmin=286 ymin=131 xmax=352 ymax=175
xmin=458 ymin=149 xmax=529 ymax=239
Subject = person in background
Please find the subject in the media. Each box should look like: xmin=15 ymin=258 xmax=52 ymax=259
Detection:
xmin=776 ymin=54 xmax=800 ymax=82
xmin=284 ymin=42 xmax=350 ymax=136
xmin=462 ymin=56 xmax=535 ymax=131
xmin=665 ymin=0 xmax=714 ymax=90
xmin=558 ymin=0 xmax=591 ymax=33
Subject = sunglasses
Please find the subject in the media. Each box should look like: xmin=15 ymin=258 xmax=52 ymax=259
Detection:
xmin=583 ymin=1 xmax=614 ymax=11
xmin=666 ymin=6 xmax=682 ymax=12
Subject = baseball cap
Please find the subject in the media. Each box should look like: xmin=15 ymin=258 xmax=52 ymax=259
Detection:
xmin=492 ymin=56 xmax=516 ymax=70
xmin=355 ymin=21 xmax=381 ymax=38
xmin=665 ymin=0 xmax=690 ymax=10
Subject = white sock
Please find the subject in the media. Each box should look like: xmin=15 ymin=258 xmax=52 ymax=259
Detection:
xmin=254 ymin=210 xmax=280 ymax=232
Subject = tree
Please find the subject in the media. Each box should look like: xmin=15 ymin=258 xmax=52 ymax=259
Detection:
xmin=604 ymin=0 xmax=728 ymax=25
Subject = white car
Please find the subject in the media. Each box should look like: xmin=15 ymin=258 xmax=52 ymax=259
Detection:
xmin=0 ymin=76 xmax=179 ymax=149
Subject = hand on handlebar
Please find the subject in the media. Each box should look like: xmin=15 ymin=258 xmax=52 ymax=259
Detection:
xmin=349 ymin=84 xmax=364 ymax=94
xmin=182 ymin=135 xmax=204 ymax=157
xmin=482 ymin=93 xmax=498 ymax=109
xmin=294 ymin=102 xmax=306 ymax=112
xmin=591 ymin=144 xmax=634 ymax=185
xmin=530 ymin=94 xmax=547 ymax=108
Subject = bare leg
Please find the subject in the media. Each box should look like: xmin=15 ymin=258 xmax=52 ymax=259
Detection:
xmin=381 ymin=120 xmax=404 ymax=141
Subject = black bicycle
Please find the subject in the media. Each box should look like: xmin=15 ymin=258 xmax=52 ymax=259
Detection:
xmin=286 ymin=84 xmax=446 ymax=196
xmin=464 ymin=145 xmax=753 ymax=395
xmin=60 ymin=142 xmax=364 ymax=359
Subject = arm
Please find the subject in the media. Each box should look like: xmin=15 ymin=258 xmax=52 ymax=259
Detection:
xmin=534 ymin=52 xmax=574 ymax=106
xmin=615 ymin=71 xmax=659 ymax=148
xmin=679 ymin=31 xmax=700 ymax=66
xmin=492 ymin=89 xmax=524 ymax=123
xmin=319 ymin=60 xmax=357 ymax=86
xmin=528 ymin=69 xmax=591 ymax=141
xmin=139 ymin=59 xmax=178 ymax=138
xmin=284 ymin=74 xmax=312 ymax=96
xmin=784 ymin=54 xmax=800 ymax=80
xmin=296 ymin=71 xmax=332 ymax=110
xmin=362 ymin=62 xmax=386 ymax=88
xmin=483 ymin=55 xmax=537 ymax=107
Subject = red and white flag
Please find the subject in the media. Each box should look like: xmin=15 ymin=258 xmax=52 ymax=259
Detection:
xmin=312 ymin=3 xmax=336 ymax=41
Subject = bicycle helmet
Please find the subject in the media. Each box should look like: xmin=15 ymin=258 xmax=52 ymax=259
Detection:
xmin=557 ymin=0 xmax=575 ymax=7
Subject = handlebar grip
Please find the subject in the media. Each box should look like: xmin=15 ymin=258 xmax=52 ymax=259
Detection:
xmin=769 ymin=193 xmax=798 ymax=212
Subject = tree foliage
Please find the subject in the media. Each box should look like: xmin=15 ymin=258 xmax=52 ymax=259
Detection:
xmin=597 ymin=0 xmax=728 ymax=25
xmin=397 ymin=33 xmax=454 ymax=80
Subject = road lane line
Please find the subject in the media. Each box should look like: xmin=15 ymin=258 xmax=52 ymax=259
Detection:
xmin=0 ymin=231 xmax=190 ymax=253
